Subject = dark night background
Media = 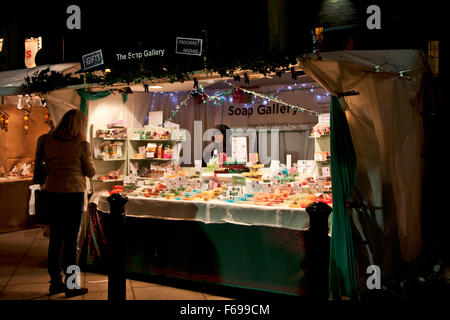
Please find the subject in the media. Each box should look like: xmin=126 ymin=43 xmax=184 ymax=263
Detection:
xmin=1 ymin=0 xmax=448 ymax=255
xmin=0 ymin=0 xmax=447 ymax=70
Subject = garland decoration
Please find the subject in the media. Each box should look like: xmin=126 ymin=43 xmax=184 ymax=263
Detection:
xmin=44 ymin=110 xmax=51 ymax=124
xmin=23 ymin=111 xmax=30 ymax=134
xmin=19 ymin=53 xmax=296 ymax=97
xmin=20 ymin=67 xmax=81 ymax=96
xmin=222 ymin=81 xmax=320 ymax=116
xmin=166 ymin=91 xmax=195 ymax=122
xmin=166 ymin=82 xmax=321 ymax=122
xmin=0 ymin=109 xmax=9 ymax=132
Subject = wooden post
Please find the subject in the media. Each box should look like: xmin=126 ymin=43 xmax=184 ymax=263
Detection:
xmin=305 ymin=201 xmax=332 ymax=299
xmin=107 ymin=192 xmax=128 ymax=302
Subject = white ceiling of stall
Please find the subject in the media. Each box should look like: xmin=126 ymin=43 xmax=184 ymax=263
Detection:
xmin=128 ymin=70 xmax=317 ymax=93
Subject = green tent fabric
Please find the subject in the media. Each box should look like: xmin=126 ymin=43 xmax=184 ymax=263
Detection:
xmin=329 ymin=96 xmax=358 ymax=298
xmin=77 ymin=89 xmax=112 ymax=116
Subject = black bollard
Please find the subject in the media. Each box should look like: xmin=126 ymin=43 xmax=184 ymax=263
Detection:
xmin=107 ymin=192 xmax=128 ymax=302
xmin=305 ymin=201 xmax=332 ymax=299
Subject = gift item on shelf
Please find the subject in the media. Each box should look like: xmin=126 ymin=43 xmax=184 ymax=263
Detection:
xmin=91 ymin=124 xmax=128 ymax=188
xmin=311 ymin=113 xmax=330 ymax=138
xmin=98 ymin=141 xmax=124 ymax=160
xmin=130 ymin=126 xmax=171 ymax=140
xmin=97 ymin=169 xmax=122 ymax=181
xmin=146 ymin=143 xmax=157 ymax=158
xmin=310 ymin=125 xmax=330 ymax=137
xmin=314 ymin=151 xmax=331 ymax=161
xmin=162 ymin=144 xmax=173 ymax=159
xmin=106 ymin=120 xmax=126 ymax=128
xmin=6 ymin=163 xmax=34 ymax=179
xmin=96 ymin=127 xmax=127 ymax=139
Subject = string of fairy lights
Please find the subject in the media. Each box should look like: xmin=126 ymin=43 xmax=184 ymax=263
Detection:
xmin=165 ymin=81 xmax=327 ymax=122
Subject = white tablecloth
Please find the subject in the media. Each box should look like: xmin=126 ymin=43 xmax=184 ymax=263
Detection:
xmin=90 ymin=191 xmax=311 ymax=231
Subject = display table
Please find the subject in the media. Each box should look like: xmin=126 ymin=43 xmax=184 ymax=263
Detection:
xmin=0 ymin=177 xmax=34 ymax=233
xmin=91 ymin=191 xmax=310 ymax=231
xmin=87 ymin=191 xmax=324 ymax=295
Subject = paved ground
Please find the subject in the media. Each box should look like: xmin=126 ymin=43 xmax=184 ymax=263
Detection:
xmin=2 ymin=227 xmax=449 ymax=303
xmin=0 ymin=227 xmax=235 ymax=300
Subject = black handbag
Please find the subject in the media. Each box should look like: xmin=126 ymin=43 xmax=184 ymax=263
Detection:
xmin=35 ymin=189 xmax=51 ymax=225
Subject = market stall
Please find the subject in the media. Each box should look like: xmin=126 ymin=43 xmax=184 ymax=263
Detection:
xmin=0 ymin=63 xmax=82 ymax=234
xmin=0 ymin=103 xmax=51 ymax=232
xmin=2 ymin=49 xmax=426 ymax=298
xmin=78 ymin=72 xmax=333 ymax=295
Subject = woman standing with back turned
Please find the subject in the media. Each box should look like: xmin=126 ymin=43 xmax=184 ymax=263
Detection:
xmin=44 ymin=109 xmax=95 ymax=298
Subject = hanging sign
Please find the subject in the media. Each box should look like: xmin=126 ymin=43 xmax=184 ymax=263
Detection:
xmin=231 ymin=136 xmax=248 ymax=163
xmin=81 ymin=49 xmax=104 ymax=71
xmin=114 ymin=48 xmax=165 ymax=62
xmin=175 ymin=37 xmax=203 ymax=56
xmin=148 ymin=111 xmax=164 ymax=127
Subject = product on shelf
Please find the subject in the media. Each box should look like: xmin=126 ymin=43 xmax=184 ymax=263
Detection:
xmin=98 ymin=169 xmax=122 ymax=181
xmin=96 ymin=127 xmax=127 ymax=139
xmin=314 ymin=151 xmax=331 ymax=161
xmin=98 ymin=124 xmax=332 ymax=210
xmin=99 ymin=141 xmax=124 ymax=159
xmin=311 ymin=124 xmax=330 ymax=137
xmin=131 ymin=127 xmax=171 ymax=140
xmin=146 ymin=143 xmax=157 ymax=158
xmin=106 ymin=120 xmax=126 ymax=128
xmin=6 ymin=163 xmax=34 ymax=179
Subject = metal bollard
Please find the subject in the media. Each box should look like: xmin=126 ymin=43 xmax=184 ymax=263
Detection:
xmin=107 ymin=192 xmax=128 ymax=302
xmin=305 ymin=201 xmax=332 ymax=299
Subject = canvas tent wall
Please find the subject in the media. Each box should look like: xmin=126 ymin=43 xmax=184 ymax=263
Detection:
xmin=0 ymin=63 xmax=81 ymax=174
xmin=0 ymin=63 xmax=329 ymax=166
xmin=84 ymin=74 xmax=328 ymax=166
xmin=300 ymin=49 xmax=426 ymax=295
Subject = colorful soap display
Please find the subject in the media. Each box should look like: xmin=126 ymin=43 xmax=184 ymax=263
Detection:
xmin=110 ymin=163 xmax=332 ymax=209
xmin=101 ymin=122 xmax=332 ymax=209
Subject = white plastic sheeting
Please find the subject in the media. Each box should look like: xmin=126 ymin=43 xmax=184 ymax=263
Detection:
xmin=300 ymin=50 xmax=425 ymax=269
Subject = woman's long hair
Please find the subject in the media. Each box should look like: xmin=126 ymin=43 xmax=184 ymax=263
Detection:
xmin=52 ymin=109 xmax=87 ymax=141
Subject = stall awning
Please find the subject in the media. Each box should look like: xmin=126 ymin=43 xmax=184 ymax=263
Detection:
xmin=0 ymin=63 xmax=80 ymax=96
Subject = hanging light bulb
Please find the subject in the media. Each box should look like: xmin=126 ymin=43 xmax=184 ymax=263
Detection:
xmin=17 ymin=95 xmax=23 ymax=109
